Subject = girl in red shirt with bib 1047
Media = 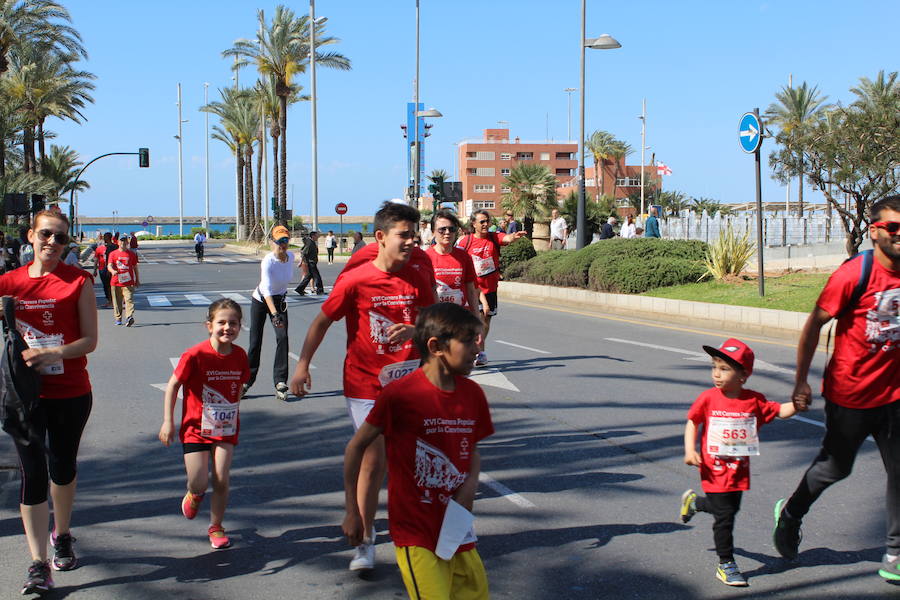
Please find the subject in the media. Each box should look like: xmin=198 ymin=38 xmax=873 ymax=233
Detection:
xmin=680 ymin=338 xmax=796 ymax=588
xmin=159 ymin=299 xmax=249 ymax=551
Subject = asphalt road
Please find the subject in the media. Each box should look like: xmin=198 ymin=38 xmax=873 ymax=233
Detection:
xmin=0 ymin=241 xmax=895 ymax=599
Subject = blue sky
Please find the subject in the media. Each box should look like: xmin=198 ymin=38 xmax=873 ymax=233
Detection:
xmin=53 ymin=0 xmax=896 ymax=219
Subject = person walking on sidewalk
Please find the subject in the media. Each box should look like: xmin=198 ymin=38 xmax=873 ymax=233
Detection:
xmin=0 ymin=210 xmax=98 ymax=595
xmin=194 ymin=229 xmax=207 ymax=263
xmin=295 ymin=230 xmax=324 ymax=296
xmin=325 ymin=230 xmax=336 ymax=264
xmin=772 ymin=195 xmax=900 ymax=582
xmin=246 ymin=225 xmax=296 ymax=402
xmin=644 ymin=206 xmax=661 ymax=238
xmin=108 ymin=234 xmax=139 ymax=327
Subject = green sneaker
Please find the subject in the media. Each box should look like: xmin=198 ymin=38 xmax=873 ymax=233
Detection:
xmin=715 ymin=561 xmax=748 ymax=587
xmin=773 ymin=498 xmax=802 ymax=560
xmin=680 ymin=489 xmax=697 ymax=523
xmin=879 ymin=554 xmax=900 ymax=582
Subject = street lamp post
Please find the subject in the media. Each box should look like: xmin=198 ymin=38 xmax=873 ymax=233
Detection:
xmin=577 ymin=4 xmax=620 ymax=249
xmin=310 ymin=1 xmax=324 ymax=232
xmin=204 ymin=82 xmax=210 ymax=230
xmin=639 ymin=98 xmax=646 ymax=220
xmin=564 ymin=87 xmax=576 ymax=141
xmin=176 ymin=83 xmax=186 ymax=237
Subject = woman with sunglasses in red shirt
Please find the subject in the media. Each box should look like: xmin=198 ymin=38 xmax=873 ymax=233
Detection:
xmin=0 ymin=210 xmax=98 ymax=594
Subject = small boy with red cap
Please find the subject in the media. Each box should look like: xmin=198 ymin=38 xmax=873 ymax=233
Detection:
xmin=680 ymin=338 xmax=797 ymax=587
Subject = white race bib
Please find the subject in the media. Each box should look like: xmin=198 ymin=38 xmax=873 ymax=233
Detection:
xmin=706 ymin=416 xmax=759 ymax=456
xmin=436 ymin=281 xmax=464 ymax=305
xmin=117 ymin=271 xmax=132 ymax=284
xmin=378 ymin=359 xmax=419 ymax=387
xmin=472 ymin=254 xmax=496 ymax=277
xmin=22 ymin=331 xmax=64 ymax=375
xmin=200 ymin=384 xmax=238 ymax=437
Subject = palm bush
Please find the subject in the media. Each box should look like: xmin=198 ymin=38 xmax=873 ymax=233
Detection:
xmin=701 ymin=223 xmax=755 ymax=280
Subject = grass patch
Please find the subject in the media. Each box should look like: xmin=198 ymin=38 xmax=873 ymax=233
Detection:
xmin=643 ymin=272 xmax=830 ymax=313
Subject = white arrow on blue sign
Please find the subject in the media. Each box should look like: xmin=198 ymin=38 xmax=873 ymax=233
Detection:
xmin=738 ymin=112 xmax=762 ymax=154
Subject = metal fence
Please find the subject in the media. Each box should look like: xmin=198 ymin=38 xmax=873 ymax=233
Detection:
xmin=660 ymin=213 xmax=847 ymax=247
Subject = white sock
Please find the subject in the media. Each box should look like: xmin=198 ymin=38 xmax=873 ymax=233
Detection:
xmin=887 ymin=554 xmax=898 ymax=561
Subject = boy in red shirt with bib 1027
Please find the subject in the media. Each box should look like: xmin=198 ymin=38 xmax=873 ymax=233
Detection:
xmin=680 ymin=338 xmax=796 ymax=588
xmin=343 ymin=302 xmax=493 ymax=600
xmin=158 ymin=299 xmax=249 ymax=550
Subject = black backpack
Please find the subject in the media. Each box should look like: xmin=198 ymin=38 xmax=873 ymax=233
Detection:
xmin=0 ymin=296 xmax=42 ymax=446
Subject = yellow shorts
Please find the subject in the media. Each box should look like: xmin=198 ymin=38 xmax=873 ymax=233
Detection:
xmin=396 ymin=545 xmax=489 ymax=600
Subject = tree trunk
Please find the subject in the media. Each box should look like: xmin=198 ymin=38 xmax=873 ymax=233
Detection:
xmin=37 ymin=118 xmax=46 ymax=171
xmin=279 ymin=95 xmax=288 ymax=217
xmin=236 ymin=144 xmax=245 ymax=241
xmin=244 ymin=147 xmax=255 ymax=241
xmin=22 ymin=125 xmax=32 ymax=173
xmin=594 ymin=158 xmax=601 ymax=203
xmin=255 ymin=137 xmax=263 ymax=236
xmin=0 ymin=131 xmax=5 ymax=179
xmin=271 ymin=130 xmax=280 ymax=224
xmin=798 ymin=170 xmax=805 ymax=218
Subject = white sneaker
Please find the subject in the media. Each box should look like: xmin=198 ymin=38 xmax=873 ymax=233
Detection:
xmin=474 ymin=351 xmax=488 ymax=367
xmin=349 ymin=528 xmax=376 ymax=571
xmin=275 ymin=382 xmax=289 ymax=402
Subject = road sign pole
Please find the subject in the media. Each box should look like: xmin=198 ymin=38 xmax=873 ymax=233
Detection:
xmin=754 ymin=107 xmax=764 ymax=297
xmin=340 ymin=214 xmax=343 ymax=253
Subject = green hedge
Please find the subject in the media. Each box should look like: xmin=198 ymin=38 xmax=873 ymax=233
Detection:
xmin=589 ymin=255 xmax=707 ymax=293
xmin=499 ymin=237 xmax=536 ymax=272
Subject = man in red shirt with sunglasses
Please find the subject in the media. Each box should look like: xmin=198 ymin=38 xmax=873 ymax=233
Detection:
xmin=773 ymin=195 xmax=900 ymax=582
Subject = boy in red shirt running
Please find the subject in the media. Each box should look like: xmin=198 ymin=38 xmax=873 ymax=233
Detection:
xmin=290 ymin=201 xmax=436 ymax=571
xmin=680 ymin=338 xmax=796 ymax=587
xmin=456 ymin=209 xmax=525 ymax=366
xmin=107 ymin=235 xmax=139 ymax=327
xmin=343 ymin=302 xmax=493 ymax=599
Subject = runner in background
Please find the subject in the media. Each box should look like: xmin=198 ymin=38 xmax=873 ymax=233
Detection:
xmin=93 ymin=232 xmax=114 ymax=309
xmin=107 ymin=234 xmax=139 ymax=327
xmin=426 ymin=208 xmax=479 ymax=318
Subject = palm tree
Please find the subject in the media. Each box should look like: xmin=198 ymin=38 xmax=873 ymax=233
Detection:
xmin=211 ymin=123 xmax=244 ymax=239
xmin=764 ymin=81 xmax=830 ymax=217
xmin=42 ymin=144 xmax=87 ymax=203
xmin=850 ymin=69 xmax=899 ymax=111
xmin=0 ymin=0 xmax=86 ymax=76
xmin=224 ymin=6 xmax=350 ymax=216
xmin=585 ymin=130 xmax=615 ymax=202
xmin=608 ymin=140 xmax=633 ymax=200
xmin=0 ymin=92 xmax=24 ymax=178
xmin=501 ymin=163 xmax=558 ymax=236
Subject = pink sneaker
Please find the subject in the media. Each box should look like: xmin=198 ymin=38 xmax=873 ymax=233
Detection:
xmin=181 ymin=491 xmax=205 ymax=520
xmin=208 ymin=525 xmax=232 ymax=549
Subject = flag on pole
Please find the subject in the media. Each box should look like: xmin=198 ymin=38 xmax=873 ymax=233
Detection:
xmin=656 ymin=161 xmax=672 ymax=176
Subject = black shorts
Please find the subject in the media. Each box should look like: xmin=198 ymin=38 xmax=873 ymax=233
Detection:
xmin=479 ymin=291 xmax=498 ymax=317
xmin=183 ymin=442 xmax=214 ymax=455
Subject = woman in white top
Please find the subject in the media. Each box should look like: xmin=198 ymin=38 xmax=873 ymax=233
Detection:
xmin=246 ymin=225 xmax=296 ymax=401
xmin=324 ymin=230 xmax=336 ymax=265
xmin=620 ymin=215 xmax=637 ymax=239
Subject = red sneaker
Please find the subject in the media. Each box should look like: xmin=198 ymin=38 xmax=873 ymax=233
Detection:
xmin=181 ymin=491 xmax=205 ymax=520
xmin=208 ymin=525 xmax=232 ymax=549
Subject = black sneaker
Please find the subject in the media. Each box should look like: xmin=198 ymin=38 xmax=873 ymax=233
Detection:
xmin=773 ymin=498 xmax=802 ymax=560
xmin=240 ymin=383 xmax=250 ymax=399
xmin=715 ymin=560 xmax=748 ymax=587
xmin=125 ymin=316 xmax=135 ymax=327
xmin=21 ymin=560 xmax=54 ymax=595
xmin=51 ymin=531 xmax=77 ymax=571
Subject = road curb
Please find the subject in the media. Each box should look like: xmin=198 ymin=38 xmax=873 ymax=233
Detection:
xmin=498 ymin=281 xmax=809 ymax=341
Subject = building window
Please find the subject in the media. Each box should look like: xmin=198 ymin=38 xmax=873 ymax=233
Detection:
xmin=517 ymin=152 xmax=533 ymax=160
xmin=500 ymin=153 xmax=512 ymax=160
xmin=540 ymin=152 xmax=550 ymax=161
xmin=473 ymin=201 xmax=495 ymax=209
xmin=616 ymin=177 xmax=642 ymax=187
xmin=556 ymin=152 xmax=573 ymax=160
xmin=466 ymin=151 xmax=476 ymax=158
xmin=501 ymin=186 xmax=511 ymax=193
xmin=616 ymin=198 xmax=632 ymax=207
xmin=473 ymin=184 xmax=495 ymax=193
xmin=469 ymin=167 xmax=495 ymax=176
xmin=500 ymin=168 xmax=510 ymax=176
xmin=475 ymin=151 xmax=495 ymax=160
xmin=555 ymin=168 xmax=573 ymax=176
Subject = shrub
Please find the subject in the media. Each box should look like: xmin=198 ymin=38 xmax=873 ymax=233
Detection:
xmin=499 ymin=237 xmax=537 ymax=272
xmin=521 ymin=251 xmax=568 ymax=284
xmin=589 ymin=255 xmax=707 ymax=293
xmin=701 ymin=223 xmax=755 ymax=280
xmin=504 ymin=260 xmax=528 ymax=280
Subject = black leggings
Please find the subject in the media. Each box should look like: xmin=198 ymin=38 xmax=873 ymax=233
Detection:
xmin=696 ymin=490 xmax=743 ymax=562
xmin=247 ymin=296 xmax=289 ymax=387
xmin=14 ymin=393 xmax=93 ymax=506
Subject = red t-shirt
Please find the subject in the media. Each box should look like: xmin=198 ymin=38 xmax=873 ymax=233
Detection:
xmin=0 ymin=263 xmax=93 ymax=398
xmin=338 ymin=243 xmax=437 ymax=290
xmin=687 ymin=387 xmax=781 ymax=493
xmin=425 ymin=246 xmax=476 ymax=307
xmin=816 ymin=255 xmax=900 ymax=409
xmin=456 ymin=232 xmax=507 ymax=294
xmin=174 ymin=340 xmax=249 ymax=445
xmin=366 ymin=369 xmax=494 ymax=552
xmin=321 ymin=261 xmax=434 ymax=400
xmin=108 ymin=249 xmax=138 ymax=287
xmin=94 ymin=244 xmax=111 ymax=270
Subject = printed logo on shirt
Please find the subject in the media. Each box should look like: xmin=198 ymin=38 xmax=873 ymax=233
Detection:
xmin=865 ymin=287 xmax=900 ymax=352
xmin=41 ymin=310 xmax=54 ymax=328
xmin=16 ymin=321 xmax=64 ymax=375
xmin=415 ymin=438 xmax=467 ymax=505
xmin=369 ymin=311 xmax=394 ymax=345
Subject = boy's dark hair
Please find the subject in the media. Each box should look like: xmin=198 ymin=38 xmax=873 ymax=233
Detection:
xmin=206 ymin=298 xmax=243 ymax=323
xmin=374 ymin=201 xmax=420 ymax=233
xmin=432 ymin=208 xmax=462 ymax=230
xmin=871 ymin=195 xmax=900 ymax=221
xmin=414 ymin=302 xmax=482 ymax=357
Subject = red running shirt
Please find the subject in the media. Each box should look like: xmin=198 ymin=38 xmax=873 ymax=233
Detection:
xmin=425 ymin=246 xmax=476 ymax=307
xmin=174 ymin=340 xmax=249 ymax=445
xmin=108 ymin=249 xmax=138 ymax=287
xmin=687 ymin=387 xmax=781 ymax=493
xmin=321 ymin=261 xmax=434 ymax=400
xmin=456 ymin=232 xmax=506 ymax=294
xmin=0 ymin=263 xmax=93 ymax=398
xmin=94 ymin=244 xmax=111 ymax=270
xmin=816 ymin=256 xmax=900 ymax=409
xmin=338 ymin=243 xmax=437 ymax=291
xmin=366 ymin=369 xmax=494 ymax=552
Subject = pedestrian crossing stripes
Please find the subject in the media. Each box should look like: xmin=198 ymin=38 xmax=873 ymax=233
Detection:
xmin=138 ymin=256 xmax=261 ymax=265
xmin=97 ymin=288 xmax=333 ymax=308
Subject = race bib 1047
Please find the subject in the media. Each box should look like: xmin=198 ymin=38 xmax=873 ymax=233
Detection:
xmin=706 ymin=416 xmax=759 ymax=456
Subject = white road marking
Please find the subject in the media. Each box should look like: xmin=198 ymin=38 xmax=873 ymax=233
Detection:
xmin=605 ymin=338 xmax=697 ymax=355
xmin=150 ymin=383 xmax=181 ymax=398
xmin=495 ymin=340 xmax=550 ymax=354
xmin=148 ymin=295 xmax=172 ymax=307
xmin=790 ymin=414 xmax=874 ymax=443
xmin=478 ymin=472 xmax=535 ymax=508
xmin=164 ymin=259 xmax=180 ymax=264
xmin=203 ymin=258 xmax=219 ymax=263
xmin=185 ymin=294 xmax=211 ymax=305
xmin=169 ymin=357 xmax=179 ymax=369
xmin=219 ymin=258 xmax=237 ymax=263
xmin=606 ymin=337 xmax=793 ymax=375
xmin=222 ymin=292 xmax=250 ymax=303
xmin=469 ymin=368 xmax=519 ymax=392
xmin=288 ymin=352 xmax=315 ymax=368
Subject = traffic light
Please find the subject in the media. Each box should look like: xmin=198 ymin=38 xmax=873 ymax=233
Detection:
xmin=138 ymin=148 xmax=150 ymax=168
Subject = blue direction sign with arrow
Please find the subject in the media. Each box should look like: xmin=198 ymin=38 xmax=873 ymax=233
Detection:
xmin=739 ymin=112 xmax=762 ymax=153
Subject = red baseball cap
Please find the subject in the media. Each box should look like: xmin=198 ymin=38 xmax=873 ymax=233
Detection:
xmin=702 ymin=338 xmax=754 ymax=375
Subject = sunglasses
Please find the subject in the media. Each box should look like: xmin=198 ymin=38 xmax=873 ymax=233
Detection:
xmin=476 ymin=220 xmax=490 ymax=225
xmin=436 ymin=226 xmax=458 ymax=234
xmin=871 ymin=221 xmax=900 ymax=234
xmin=35 ymin=229 xmax=69 ymax=245
xmin=275 ymin=237 xmax=290 ymax=244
